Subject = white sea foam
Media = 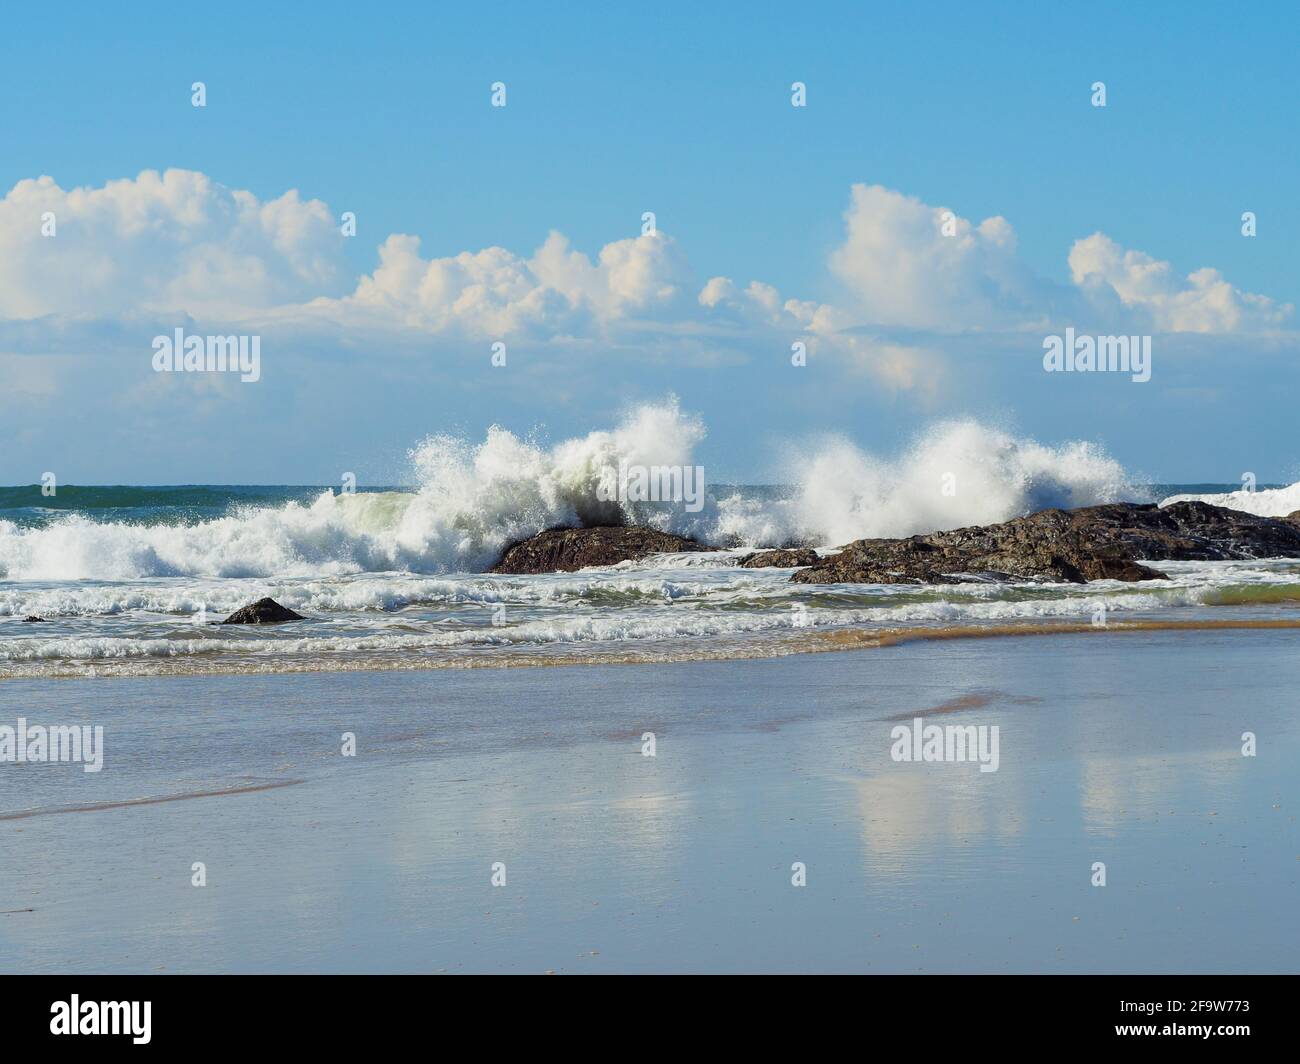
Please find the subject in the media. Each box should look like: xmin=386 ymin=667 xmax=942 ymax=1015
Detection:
xmin=1161 ymin=482 xmax=1300 ymax=518
xmin=0 ymin=571 xmax=772 ymax=618
xmin=0 ymin=580 xmax=1226 ymax=663
xmin=714 ymin=420 xmax=1138 ymax=546
xmin=0 ymin=401 xmax=1140 ymax=581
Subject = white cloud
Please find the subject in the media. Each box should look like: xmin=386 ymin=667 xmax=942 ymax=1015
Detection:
xmin=1069 ymin=232 xmax=1292 ymax=333
xmin=0 ymin=169 xmax=343 ymax=320
xmin=827 ymin=184 xmax=1051 ymax=331
xmin=697 ymin=275 xmax=841 ymax=331
xmin=321 ymin=229 xmax=694 ymax=337
xmin=825 ymin=184 xmax=1288 ymax=336
xmin=0 ymin=167 xmax=1287 ymax=403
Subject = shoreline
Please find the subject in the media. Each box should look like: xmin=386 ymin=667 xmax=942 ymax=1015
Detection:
xmin=5 ymin=614 xmax=1300 ymax=681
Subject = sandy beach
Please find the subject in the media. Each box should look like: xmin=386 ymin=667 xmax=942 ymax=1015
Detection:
xmin=2 ymin=627 xmax=1295 ymax=973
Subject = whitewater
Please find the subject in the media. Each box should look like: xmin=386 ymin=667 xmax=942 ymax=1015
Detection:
xmin=0 ymin=399 xmax=1140 ymax=582
xmin=3 ymin=400 xmax=1300 ymax=677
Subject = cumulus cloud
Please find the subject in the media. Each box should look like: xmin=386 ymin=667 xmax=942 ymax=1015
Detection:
xmin=827 ymin=184 xmax=1054 ymax=331
xmin=0 ymin=167 xmax=1287 ymax=383
xmin=0 ymin=169 xmax=344 ymax=319
xmin=692 ymin=272 xmax=941 ymax=393
xmin=698 ymin=275 xmax=841 ymax=331
xmin=1069 ymin=232 xmax=1293 ymax=333
xmin=319 ymin=229 xmax=694 ymax=337
xmin=825 ymin=183 xmax=1287 ymax=336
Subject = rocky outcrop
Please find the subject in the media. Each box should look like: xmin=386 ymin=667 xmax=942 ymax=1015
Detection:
xmin=21 ymin=615 xmax=45 ymax=623
xmin=221 ymin=597 xmax=305 ymax=624
xmin=738 ymin=548 xmax=821 ymax=568
xmin=1130 ymin=501 xmax=1300 ymax=559
xmin=490 ymin=526 xmax=710 ymax=574
xmin=792 ymin=502 xmax=1300 ymax=586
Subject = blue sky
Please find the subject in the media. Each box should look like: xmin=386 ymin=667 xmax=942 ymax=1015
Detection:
xmin=1 ymin=1 xmax=1297 ymax=485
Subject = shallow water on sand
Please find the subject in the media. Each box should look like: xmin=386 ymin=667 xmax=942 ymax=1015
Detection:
xmin=1 ymin=628 xmax=1295 ymax=973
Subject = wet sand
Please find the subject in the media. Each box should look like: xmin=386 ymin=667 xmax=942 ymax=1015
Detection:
xmin=1 ymin=628 xmax=1297 ymax=972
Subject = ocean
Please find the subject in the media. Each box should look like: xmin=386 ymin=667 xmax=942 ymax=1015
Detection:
xmin=3 ymin=414 xmax=1299 ymax=972
xmin=3 ymin=474 xmax=1300 ymax=679
xmin=2 ymin=473 xmax=1300 ymax=681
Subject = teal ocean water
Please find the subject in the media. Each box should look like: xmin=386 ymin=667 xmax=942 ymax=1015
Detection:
xmin=0 ymin=481 xmax=1251 ymax=529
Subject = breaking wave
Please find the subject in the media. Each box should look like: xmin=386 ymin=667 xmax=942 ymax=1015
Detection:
xmin=1161 ymin=482 xmax=1300 ymax=518
xmin=0 ymin=399 xmax=1140 ymax=581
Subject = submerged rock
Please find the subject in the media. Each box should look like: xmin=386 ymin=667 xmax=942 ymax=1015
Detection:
xmin=738 ymin=548 xmax=821 ymax=568
xmin=792 ymin=502 xmax=1300 ymax=586
xmin=490 ymin=526 xmax=710 ymax=574
xmin=221 ymin=597 xmax=305 ymax=624
xmin=22 ymin=615 xmax=45 ymax=623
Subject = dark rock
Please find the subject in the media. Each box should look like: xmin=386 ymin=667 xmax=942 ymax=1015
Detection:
xmin=22 ymin=615 xmax=45 ymax=623
xmin=221 ymin=597 xmax=305 ymax=624
xmin=792 ymin=502 xmax=1300 ymax=586
xmin=1072 ymin=556 xmax=1169 ymax=583
xmin=738 ymin=548 xmax=821 ymax=568
xmin=1080 ymin=500 xmax=1300 ymax=561
xmin=490 ymin=526 xmax=710 ymax=574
